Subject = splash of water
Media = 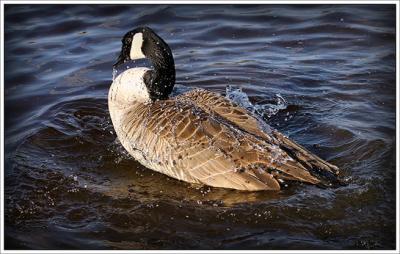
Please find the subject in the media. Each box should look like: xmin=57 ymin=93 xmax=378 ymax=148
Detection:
xmin=225 ymin=85 xmax=287 ymax=119
xmin=112 ymin=67 xmax=118 ymax=81
xmin=260 ymin=93 xmax=287 ymax=118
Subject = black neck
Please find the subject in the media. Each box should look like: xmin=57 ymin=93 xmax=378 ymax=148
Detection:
xmin=143 ymin=62 xmax=175 ymax=101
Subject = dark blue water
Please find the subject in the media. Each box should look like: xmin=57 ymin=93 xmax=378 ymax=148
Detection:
xmin=4 ymin=4 xmax=396 ymax=250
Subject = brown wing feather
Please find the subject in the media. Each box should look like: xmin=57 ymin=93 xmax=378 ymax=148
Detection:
xmin=179 ymin=89 xmax=270 ymax=140
xmin=179 ymin=89 xmax=340 ymax=185
xmin=121 ymin=98 xmax=283 ymax=190
xmin=120 ymin=89 xmax=339 ymax=191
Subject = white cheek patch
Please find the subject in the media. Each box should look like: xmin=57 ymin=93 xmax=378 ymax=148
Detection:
xmin=130 ymin=33 xmax=146 ymax=60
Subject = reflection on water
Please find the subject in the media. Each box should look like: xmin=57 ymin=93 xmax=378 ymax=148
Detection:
xmin=4 ymin=4 xmax=396 ymax=250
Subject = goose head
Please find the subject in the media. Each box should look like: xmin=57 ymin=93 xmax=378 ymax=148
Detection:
xmin=113 ymin=27 xmax=175 ymax=101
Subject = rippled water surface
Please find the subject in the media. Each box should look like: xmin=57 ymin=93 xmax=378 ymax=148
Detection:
xmin=4 ymin=4 xmax=397 ymax=250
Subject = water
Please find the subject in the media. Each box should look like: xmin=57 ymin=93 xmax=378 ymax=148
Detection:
xmin=4 ymin=4 xmax=396 ymax=250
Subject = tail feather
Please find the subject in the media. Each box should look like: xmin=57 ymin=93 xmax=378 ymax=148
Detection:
xmin=270 ymin=130 xmax=341 ymax=187
xmin=272 ymin=160 xmax=320 ymax=184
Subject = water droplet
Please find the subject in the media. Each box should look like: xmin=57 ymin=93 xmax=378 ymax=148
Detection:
xmin=112 ymin=67 xmax=118 ymax=81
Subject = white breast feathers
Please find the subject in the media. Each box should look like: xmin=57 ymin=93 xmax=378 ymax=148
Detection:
xmin=108 ymin=67 xmax=152 ymax=129
xmin=109 ymin=67 xmax=151 ymax=106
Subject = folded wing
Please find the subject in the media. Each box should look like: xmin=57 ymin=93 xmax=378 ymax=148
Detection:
xmin=120 ymin=89 xmax=339 ymax=191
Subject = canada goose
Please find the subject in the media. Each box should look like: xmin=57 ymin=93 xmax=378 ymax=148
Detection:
xmin=108 ymin=27 xmax=340 ymax=191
